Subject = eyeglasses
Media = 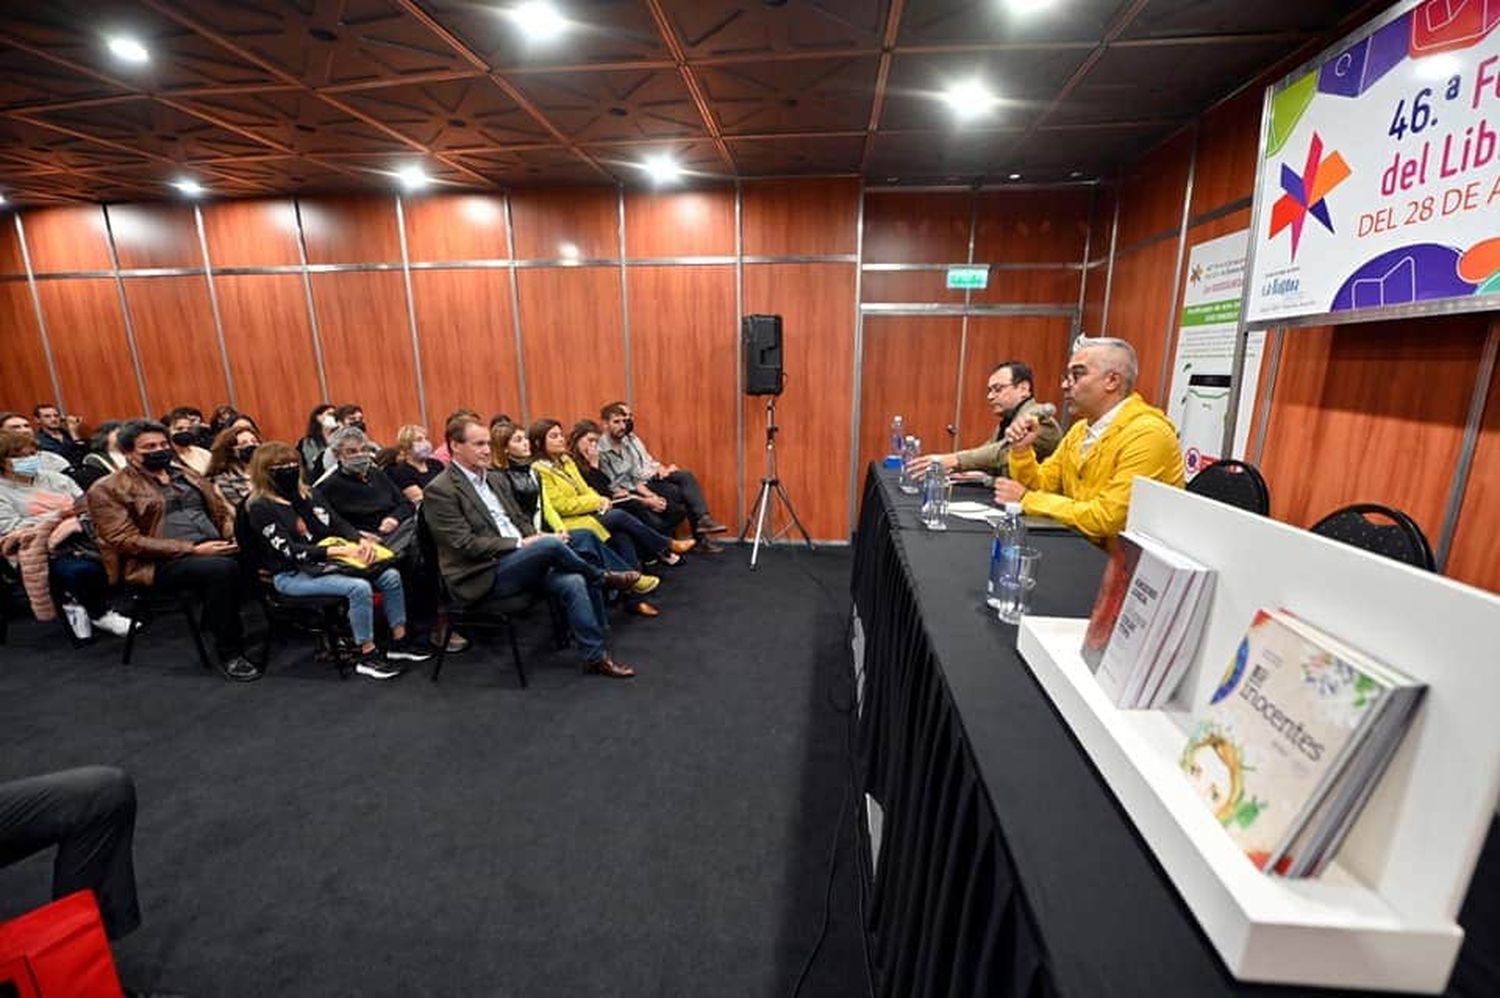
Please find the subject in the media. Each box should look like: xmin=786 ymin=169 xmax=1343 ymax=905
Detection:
xmin=985 ymin=382 xmax=1014 ymax=395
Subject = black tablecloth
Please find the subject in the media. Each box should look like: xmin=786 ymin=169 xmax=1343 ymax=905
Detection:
xmin=851 ymin=465 xmax=1498 ymax=998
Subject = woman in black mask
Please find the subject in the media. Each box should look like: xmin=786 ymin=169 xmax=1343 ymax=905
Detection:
xmin=165 ymin=410 xmax=212 ymax=475
xmin=243 ymin=442 xmax=431 ymax=680
xmin=205 ymin=425 xmax=261 ymax=507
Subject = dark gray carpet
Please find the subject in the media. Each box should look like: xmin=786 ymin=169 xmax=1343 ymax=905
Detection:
xmin=0 ymin=544 xmax=870 ymax=998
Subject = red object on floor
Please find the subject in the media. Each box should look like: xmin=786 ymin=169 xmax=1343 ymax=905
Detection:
xmin=0 ymin=890 xmax=123 ymax=997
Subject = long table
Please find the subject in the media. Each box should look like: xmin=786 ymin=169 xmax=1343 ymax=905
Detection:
xmin=850 ymin=465 xmax=1498 ymax=998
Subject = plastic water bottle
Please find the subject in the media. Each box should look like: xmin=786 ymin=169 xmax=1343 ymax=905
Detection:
xmin=889 ymin=415 xmax=905 ymax=458
xmin=920 ymin=462 xmax=948 ymax=530
xmin=986 ymin=502 xmax=1026 ymax=607
xmin=899 ymin=435 xmax=921 ymax=494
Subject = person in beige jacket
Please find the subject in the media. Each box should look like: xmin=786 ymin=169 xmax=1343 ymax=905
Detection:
xmin=907 ymin=360 xmax=1063 ymax=484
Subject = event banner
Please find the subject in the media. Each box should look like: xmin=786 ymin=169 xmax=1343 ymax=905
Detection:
xmin=1167 ymin=230 xmax=1265 ymax=478
xmin=1246 ymin=0 xmax=1500 ymax=324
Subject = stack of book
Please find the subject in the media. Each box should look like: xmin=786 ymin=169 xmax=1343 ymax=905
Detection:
xmin=1081 ymin=531 xmax=1215 ymax=708
xmin=1179 ymin=608 xmax=1426 ymax=878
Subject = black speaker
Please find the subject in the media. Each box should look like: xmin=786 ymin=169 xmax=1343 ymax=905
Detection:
xmin=742 ymin=314 xmax=783 ymax=396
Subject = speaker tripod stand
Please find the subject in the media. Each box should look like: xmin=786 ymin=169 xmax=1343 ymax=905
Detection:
xmin=741 ymin=395 xmax=814 ymax=569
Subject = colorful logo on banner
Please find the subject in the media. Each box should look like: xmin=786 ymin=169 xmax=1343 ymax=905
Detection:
xmin=1269 ymin=133 xmax=1352 ymax=259
xmin=1250 ymin=0 xmax=1500 ymax=320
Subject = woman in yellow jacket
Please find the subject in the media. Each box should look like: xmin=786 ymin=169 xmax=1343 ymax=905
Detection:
xmin=531 ymin=419 xmax=688 ymax=615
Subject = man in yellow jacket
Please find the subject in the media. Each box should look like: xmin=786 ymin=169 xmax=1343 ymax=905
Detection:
xmin=993 ymin=337 xmax=1184 ymax=544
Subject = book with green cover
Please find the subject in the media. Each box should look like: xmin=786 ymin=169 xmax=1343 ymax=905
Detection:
xmin=1179 ymin=608 xmax=1421 ymax=875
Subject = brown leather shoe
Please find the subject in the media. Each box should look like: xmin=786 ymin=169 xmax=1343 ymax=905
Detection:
xmin=669 ymin=537 xmax=696 ymax=555
xmin=625 ymin=600 xmax=660 ymax=617
xmin=694 ymin=535 xmax=725 ymax=554
xmin=696 ymin=517 xmax=729 ymax=534
xmin=601 ymin=570 xmax=641 ymax=591
xmin=589 ymin=656 xmax=636 ymax=678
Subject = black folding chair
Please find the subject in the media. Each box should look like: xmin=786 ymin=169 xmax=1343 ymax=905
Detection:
xmin=417 ymin=510 xmax=567 ymax=688
xmin=119 ymin=584 xmax=215 ymax=671
xmin=1309 ymin=503 xmax=1436 ymax=571
xmin=1186 ymin=459 xmax=1271 ymax=515
xmin=233 ymin=503 xmax=356 ymax=678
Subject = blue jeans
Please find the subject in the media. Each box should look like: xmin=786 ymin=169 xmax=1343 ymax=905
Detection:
xmin=599 ymin=508 xmax=672 ymax=566
xmin=273 ymin=568 xmax=406 ymax=646
xmin=565 ymin=529 xmax=632 ymax=572
xmin=490 ymin=538 xmax=609 ymax=663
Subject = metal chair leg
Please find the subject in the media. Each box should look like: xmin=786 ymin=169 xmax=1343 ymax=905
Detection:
xmin=505 ymin=618 xmax=527 ymax=688
xmin=179 ymin=599 xmax=214 ymax=671
xmin=121 ymin=594 xmax=142 ymax=665
xmin=430 ymin=618 xmax=451 ymax=682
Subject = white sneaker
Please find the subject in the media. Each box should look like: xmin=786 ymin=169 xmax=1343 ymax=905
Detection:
xmin=91 ymin=610 xmax=133 ymax=637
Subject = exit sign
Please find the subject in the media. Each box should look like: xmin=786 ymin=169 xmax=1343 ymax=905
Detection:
xmin=946 ymin=266 xmax=989 ymax=290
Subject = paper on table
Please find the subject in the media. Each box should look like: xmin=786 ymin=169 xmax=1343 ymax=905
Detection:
xmin=947 ymin=501 xmax=1001 ymax=523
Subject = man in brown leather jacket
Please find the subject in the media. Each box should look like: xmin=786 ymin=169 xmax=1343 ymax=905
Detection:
xmin=87 ymin=419 xmax=258 ymax=681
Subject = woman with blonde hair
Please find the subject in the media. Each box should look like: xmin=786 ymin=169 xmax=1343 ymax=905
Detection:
xmin=243 ymin=442 xmax=431 ymax=680
xmin=386 ymin=423 xmax=444 ymax=505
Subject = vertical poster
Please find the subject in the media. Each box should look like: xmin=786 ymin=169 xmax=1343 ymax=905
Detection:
xmin=1245 ymin=0 xmax=1500 ymax=324
xmin=1167 ymin=230 xmax=1265 ymax=479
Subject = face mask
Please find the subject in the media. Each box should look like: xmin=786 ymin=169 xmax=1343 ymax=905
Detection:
xmin=10 ymin=455 xmax=41 ymax=478
xmin=320 ymin=414 xmax=338 ymax=431
xmin=622 ymin=417 xmax=635 ymax=435
xmin=234 ymin=444 xmax=259 ymax=464
xmin=412 ymin=441 xmax=433 ymax=459
xmin=171 ymin=430 xmax=196 ymax=448
xmin=270 ymin=466 xmax=302 ymax=498
xmin=341 ymin=454 xmax=373 ymax=476
xmin=141 ymin=450 xmax=174 ymax=472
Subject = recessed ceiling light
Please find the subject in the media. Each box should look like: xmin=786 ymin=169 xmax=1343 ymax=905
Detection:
xmin=941 ymin=79 xmax=999 ymax=121
xmin=106 ymin=36 xmax=150 ymax=65
xmin=396 ymin=165 xmax=430 ymax=190
xmin=1005 ymin=0 xmax=1057 ymax=14
xmin=641 ymin=152 xmax=682 ymax=185
xmin=172 ymin=178 xmax=204 ymax=197
xmin=507 ymin=1 xmax=568 ymax=43
xmin=1008 ymin=172 xmax=1022 ymax=181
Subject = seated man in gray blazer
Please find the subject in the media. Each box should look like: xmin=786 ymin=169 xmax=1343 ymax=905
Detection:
xmin=423 ymin=415 xmax=641 ymax=679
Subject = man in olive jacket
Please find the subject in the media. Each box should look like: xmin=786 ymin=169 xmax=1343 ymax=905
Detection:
xmin=907 ymin=360 xmax=1062 ymax=484
xmin=422 ymin=416 xmax=641 ymax=679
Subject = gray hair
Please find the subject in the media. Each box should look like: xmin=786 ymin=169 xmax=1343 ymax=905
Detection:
xmin=1076 ymin=336 xmax=1138 ymax=392
xmin=328 ymin=425 xmax=369 ymax=453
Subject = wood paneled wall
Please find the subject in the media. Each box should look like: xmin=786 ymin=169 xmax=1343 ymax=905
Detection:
xmin=1095 ymin=82 xmax=1500 ymax=592
xmin=3 ymin=179 xmax=1096 ymax=542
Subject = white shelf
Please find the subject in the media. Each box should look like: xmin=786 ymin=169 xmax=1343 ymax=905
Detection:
xmin=1018 ymin=617 xmax=1461 ymax=993
xmin=1009 ymin=480 xmax=1500 ymax=994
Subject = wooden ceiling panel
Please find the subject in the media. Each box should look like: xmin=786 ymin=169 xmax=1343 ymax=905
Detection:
xmin=506 ymin=68 xmax=706 ymax=142
xmin=0 ymin=2 xmax=285 ymax=92
xmin=896 ymin=0 xmax=1119 ymax=46
xmin=26 ymin=98 xmax=274 ymax=162
xmin=0 ymin=44 xmax=132 ymax=111
xmin=0 ymin=3 xmax=1384 ymax=198
xmin=660 ymin=0 xmax=888 ymax=57
xmin=160 ymin=0 xmax=475 ymax=88
xmin=698 ymin=56 xmax=877 ymax=136
xmin=727 ymin=135 xmax=864 ymax=177
xmin=449 ymin=146 xmax=607 ymax=185
xmin=417 ymin=0 xmax=670 ymax=70
xmin=879 ymin=48 xmax=1090 ymax=132
xmin=172 ymin=91 xmax=414 ymax=156
xmin=337 ymin=77 xmax=552 ymax=149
